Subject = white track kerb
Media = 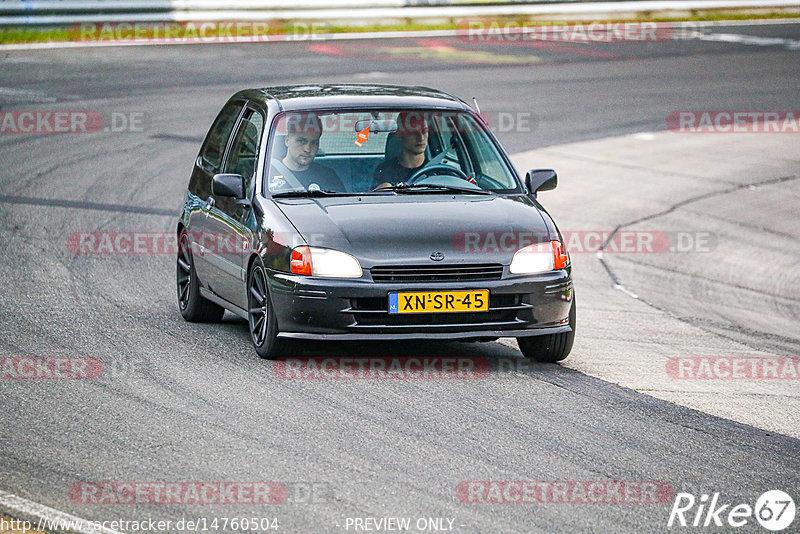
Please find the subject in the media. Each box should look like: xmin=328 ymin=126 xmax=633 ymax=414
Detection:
xmin=0 ymin=489 xmax=124 ymax=534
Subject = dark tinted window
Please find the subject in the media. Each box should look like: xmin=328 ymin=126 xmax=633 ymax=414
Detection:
xmin=200 ymin=101 xmax=243 ymax=170
xmin=222 ymin=108 xmax=264 ymax=195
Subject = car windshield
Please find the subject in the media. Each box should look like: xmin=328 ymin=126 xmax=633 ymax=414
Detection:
xmin=265 ymin=109 xmax=520 ymax=195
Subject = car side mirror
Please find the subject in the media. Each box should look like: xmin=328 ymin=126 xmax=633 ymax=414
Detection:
xmin=525 ymin=169 xmax=557 ymax=196
xmin=211 ymin=173 xmax=245 ymax=199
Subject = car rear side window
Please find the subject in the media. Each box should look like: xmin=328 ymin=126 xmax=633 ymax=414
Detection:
xmin=200 ymin=101 xmax=244 ymax=171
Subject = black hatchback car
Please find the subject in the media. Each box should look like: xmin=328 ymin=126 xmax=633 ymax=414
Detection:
xmin=177 ymin=85 xmax=575 ymax=361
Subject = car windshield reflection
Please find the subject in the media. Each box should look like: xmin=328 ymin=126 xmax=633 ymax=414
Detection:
xmin=266 ymin=110 xmax=520 ymax=195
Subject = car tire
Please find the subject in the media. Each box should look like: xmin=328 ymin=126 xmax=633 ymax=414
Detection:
xmin=517 ymin=296 xmax=576 ymax=363
xmin=177 ymin=232 xmax=225 ymax=323
xmin=247 ymin=257 xmax=290 ymax=360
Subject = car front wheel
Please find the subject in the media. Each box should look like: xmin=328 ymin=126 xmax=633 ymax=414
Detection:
xmin=517 ymin=296 xmax=576 ymax=362
xmin=247 ymin=258 xmax=289 ymax=359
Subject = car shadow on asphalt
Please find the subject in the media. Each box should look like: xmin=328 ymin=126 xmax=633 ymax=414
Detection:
xmin=212 ymin=314 xmax=800 ymax=448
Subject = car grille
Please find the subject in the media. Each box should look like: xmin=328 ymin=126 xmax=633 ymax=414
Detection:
xmin=350 ymin=294 xmax=526 ymax=327
xmin=369 ymin=263 xmax=504 ymax=283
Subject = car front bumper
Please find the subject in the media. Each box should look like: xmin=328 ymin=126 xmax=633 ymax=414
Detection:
xmin=266 ymin=266 xmax=573 ymax=341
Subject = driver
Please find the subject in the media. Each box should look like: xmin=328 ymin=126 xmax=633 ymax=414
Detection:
xmin=270 ymin=113 xmax=344 ymax=192
xmin=371 ymin=111 xmax=429 ymax=188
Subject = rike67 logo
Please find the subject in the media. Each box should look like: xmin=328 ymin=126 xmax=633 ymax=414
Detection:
xmin=668 ymin=490 xmax=795 ymax=531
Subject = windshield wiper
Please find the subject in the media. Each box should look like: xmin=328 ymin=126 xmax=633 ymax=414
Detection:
xmin=272 ymin=189 xmax=353 ymax=198
xmin=374 ymin=183 xmax=493 ymax=195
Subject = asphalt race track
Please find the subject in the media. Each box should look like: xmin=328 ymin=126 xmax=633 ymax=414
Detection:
xmin=1 ymin=21 xmax=799 ymax=533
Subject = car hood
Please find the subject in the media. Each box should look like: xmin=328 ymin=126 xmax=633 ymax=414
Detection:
xmin=273 ymin=194 xmax=551 ymax=267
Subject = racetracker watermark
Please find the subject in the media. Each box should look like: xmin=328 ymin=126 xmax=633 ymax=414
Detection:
xmin=457 ymin=20 xmax=704 ymax=42
xmin=67 ymin=231 xmax=292 ymax=256
xmin=485 ymin=111 xmax=538 ymax=133
xmin=67 ymin=231 xmax=347 ymax=256
xmin=667 ymin=111 xmax=800 ymax=133
xmin=0 ymin=357 xmax=104 ymax=379
xmin=66 ymin=230 xmax=716 ymax=256
xmin=275 ymin=110 xmax=538 ymax=135
xmin=453 ymin=230 xmax=716 ymax=254
xmin=0 ymin=517 xmax=36 ymax=534
xmin=30 ymin=516 xmax=279 ymax=533
xmin=69 ymin=21 xmax=328 ymax=43
xmin=456 ymin=481 xmax=674 ymax=504
xmin=273 ymin=357 xmax=490 ymax=379
xmin=69 ymin=232 xmax=182 ymax=255
xmin=666 ymin=357 xmax=800 ymax=380
xmin=69 ymin=482 xmax=287 ymax=505
xmin=0 ymin=110 xmax=146 ymax=134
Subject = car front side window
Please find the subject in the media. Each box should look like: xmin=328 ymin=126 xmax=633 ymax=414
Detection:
xmin=200 ymin=101 xmax=244 ymax=172
xmin=222 ymin=108 xmax=265 ymax=196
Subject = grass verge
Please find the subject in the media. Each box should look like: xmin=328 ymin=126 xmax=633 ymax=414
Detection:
xmin=0 ymin=9 xmax=799 ymax=45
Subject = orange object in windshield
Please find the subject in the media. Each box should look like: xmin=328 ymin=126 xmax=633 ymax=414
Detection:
xmin=354 ymin=126 xmax=370 ymax=147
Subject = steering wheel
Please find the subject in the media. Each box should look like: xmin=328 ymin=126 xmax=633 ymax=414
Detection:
xmin=407 ymin=164 xmax=471 ymax=185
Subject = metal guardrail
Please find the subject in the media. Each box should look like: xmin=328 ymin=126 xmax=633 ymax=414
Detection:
xmin=1 ymin=0 xmax=798 ymax=24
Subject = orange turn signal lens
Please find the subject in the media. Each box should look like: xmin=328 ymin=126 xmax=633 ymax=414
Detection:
xmin=552 ymin=240 xmax=568 ymax=269
xmin=290 ymin=246 xmax=312 ymax=276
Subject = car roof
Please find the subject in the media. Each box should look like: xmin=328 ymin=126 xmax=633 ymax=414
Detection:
xmin=234 ymin=84 xmax=472 ymax=112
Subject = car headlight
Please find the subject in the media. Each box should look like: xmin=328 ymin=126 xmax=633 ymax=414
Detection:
xmin=290 ymin=246 xmax=363 ymax=278
xmin=509 ymin=240 xmax=568 ymax=274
